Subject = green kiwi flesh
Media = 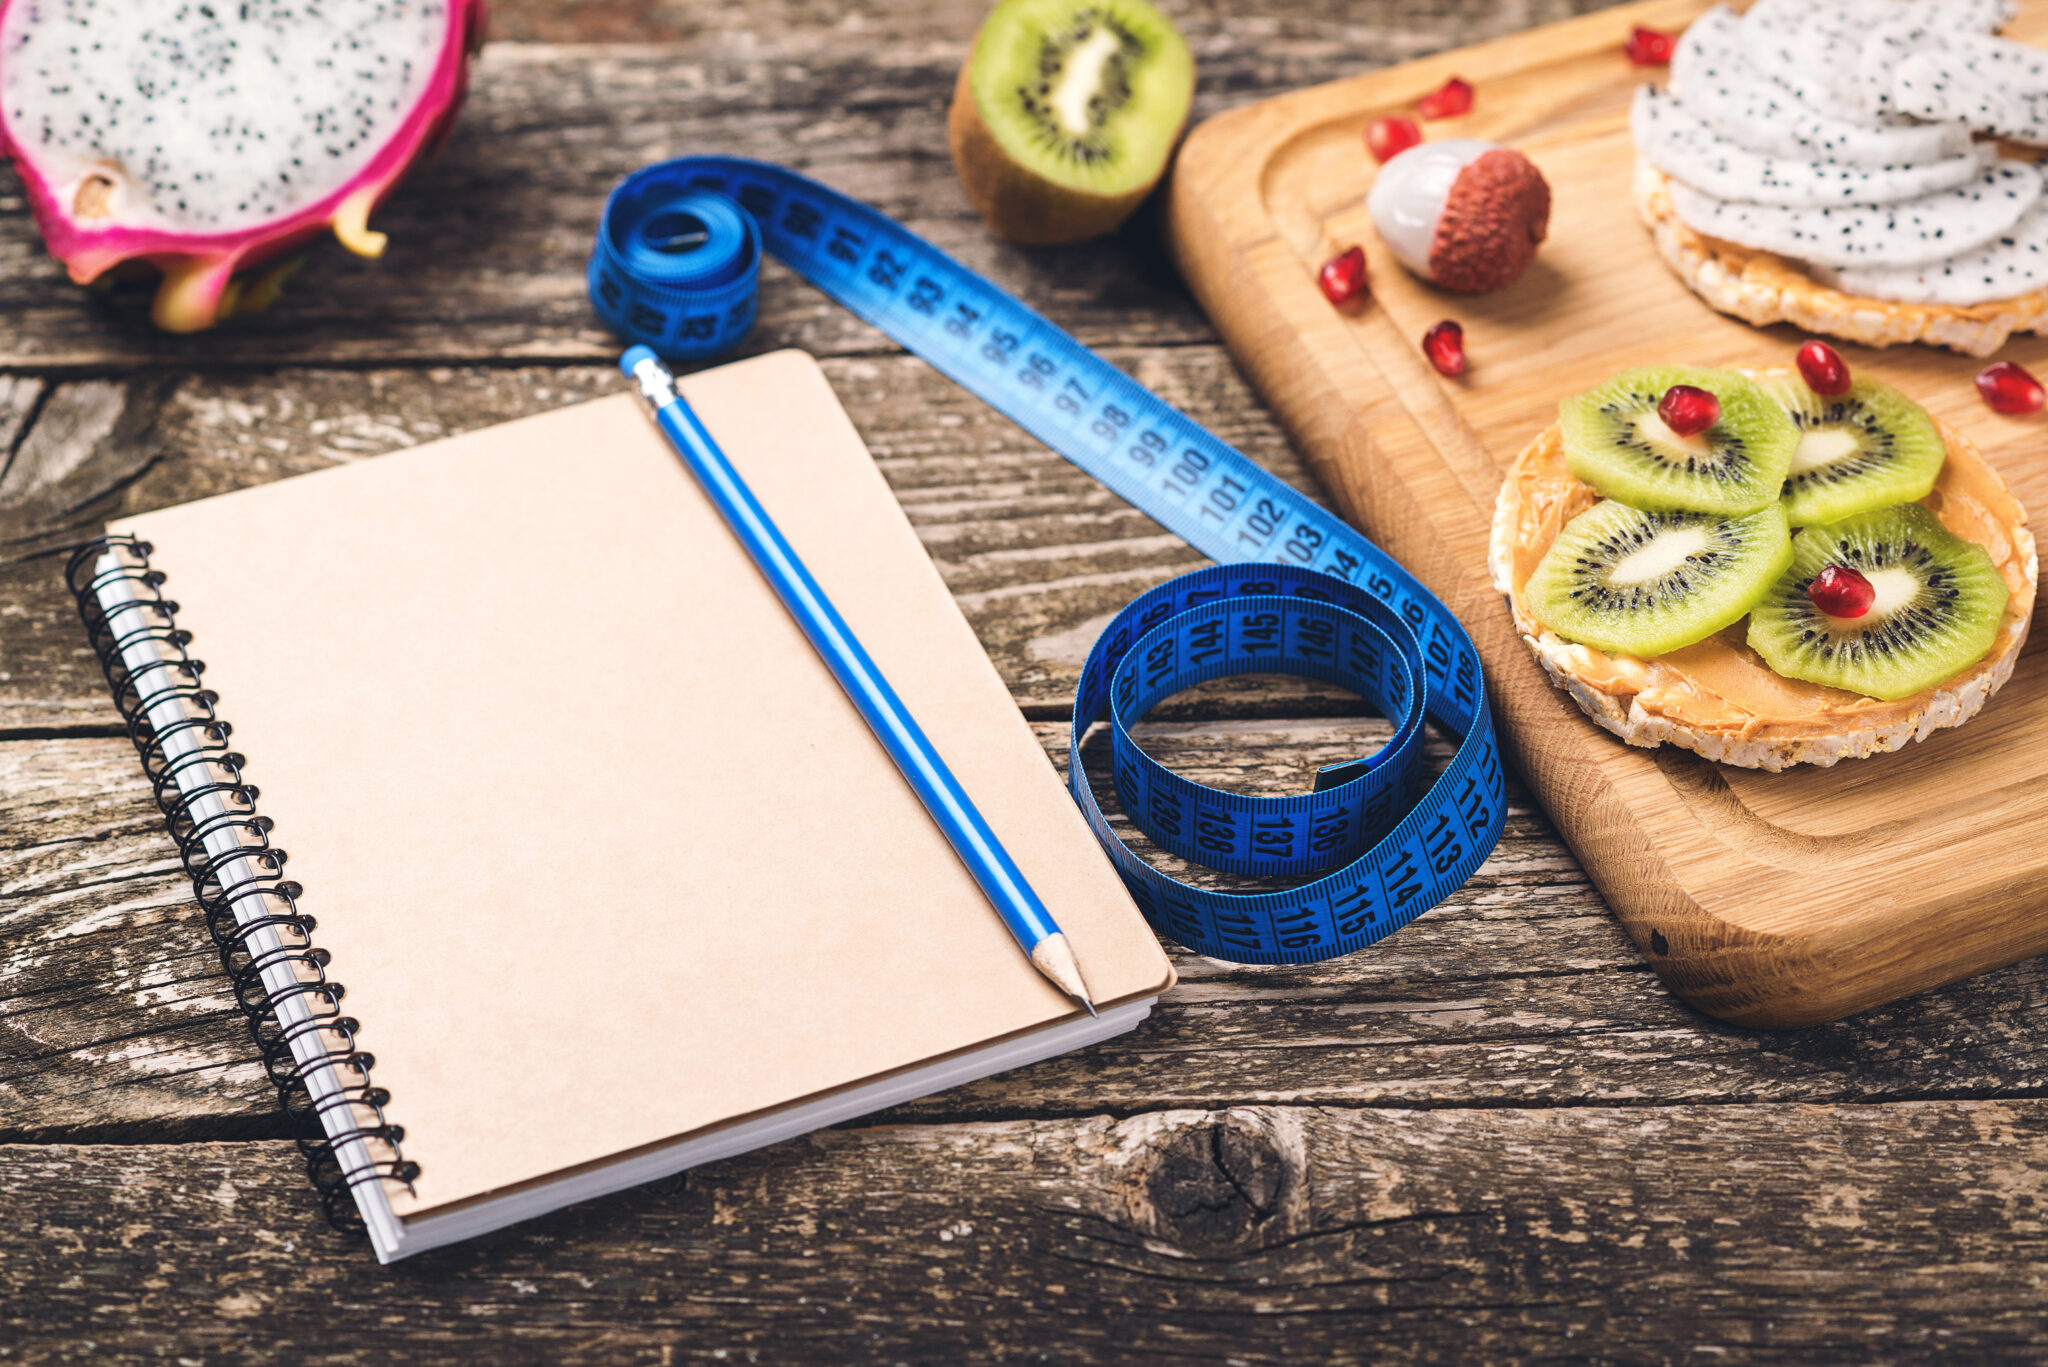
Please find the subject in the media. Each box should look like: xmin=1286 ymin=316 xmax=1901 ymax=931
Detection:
xmin=1746 ymin=503 xmax=2008 ymax=701
xmin=1758 ymin=374 xmax=1947 ymax=527
xmin=1525 ymin=499 xmax=1793 ymax=657
xmin=952 ymin=0 xmax=1192 ymax=243
xmin=1559 ymin=365 xmax=1796 ymax=516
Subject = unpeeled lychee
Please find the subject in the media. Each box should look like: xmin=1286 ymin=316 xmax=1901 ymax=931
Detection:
xmin=1366 ymin=139 xmax=1551 ymax=294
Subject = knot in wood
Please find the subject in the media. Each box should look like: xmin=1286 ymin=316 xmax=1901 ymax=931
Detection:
xmin=1142 ymin=1112 xmax=1294 ymax=1251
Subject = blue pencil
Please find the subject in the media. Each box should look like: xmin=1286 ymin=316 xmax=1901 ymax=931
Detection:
xmin=621 ymin=347 xmax=1096 ymax=1015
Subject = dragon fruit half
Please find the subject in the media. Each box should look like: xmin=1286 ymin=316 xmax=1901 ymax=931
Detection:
xmin=0 ymin=0 xmax=487 ymax=332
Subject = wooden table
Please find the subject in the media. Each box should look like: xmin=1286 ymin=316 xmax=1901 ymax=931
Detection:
xmin=6 ymin=0 xmax=2048 ymax=1360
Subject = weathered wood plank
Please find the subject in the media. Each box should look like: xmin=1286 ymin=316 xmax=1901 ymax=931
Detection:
xmin=11 ymin=719 xmax=2048 ymax=1144
xmin=0 ymin=352 xmax=1348 ymax=728
xmin=485 ymin=0 xmax=1628 ymax=51
xmin=0 ymin=374 xmax=42 ymax=458
xmin=0 ymin=0 xmax=1631 ymax=369
xmin=8 ymin=1099 xmax=2048 ymax=1363
xmin=0 ymin=45 xmax=1217 ymax=367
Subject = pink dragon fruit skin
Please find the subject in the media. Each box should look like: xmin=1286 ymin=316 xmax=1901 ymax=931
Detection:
xmin=0 ymin=0 xmax=488 ymax=333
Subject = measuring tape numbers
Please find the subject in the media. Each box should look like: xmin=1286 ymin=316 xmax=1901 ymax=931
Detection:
xmin=590 ymin=156 xmax=1504 ymax=963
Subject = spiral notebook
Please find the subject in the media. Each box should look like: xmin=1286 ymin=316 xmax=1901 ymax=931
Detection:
xmin=70 ymin=349 xmax=1174 ymax=1262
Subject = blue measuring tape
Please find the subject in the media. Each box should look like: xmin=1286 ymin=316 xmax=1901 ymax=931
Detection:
xmin=590 ymin=156 xmax=1504 ymax=964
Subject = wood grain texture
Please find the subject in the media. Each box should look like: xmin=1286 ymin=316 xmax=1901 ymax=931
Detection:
xmin=483 ymin=0 xmax=1625 ymax=47
xmin=10 ymin=1100 xmax=2048 ymax=1364
xmin=8 ymin=0 xmax=2046 ymax=1355
xmin=13 ymin=721 xmax=2048 ymax=1146
xmin=0 ymin=0 xmax=1624 ymax=369
xmin=0 ymin=354 xmax=1365 ymax=729
xmin=1166 ymin=0 xmax=2048 ymax=1027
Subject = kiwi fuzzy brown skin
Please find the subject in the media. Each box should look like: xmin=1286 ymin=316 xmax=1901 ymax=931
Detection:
xmin=947 ymin=57 xmax=1183 ymax=246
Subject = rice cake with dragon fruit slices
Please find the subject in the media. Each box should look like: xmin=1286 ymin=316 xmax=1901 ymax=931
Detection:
xmin=1637 ymin=163 xmax=2048 ymax=358
xmin=1632 ymin=1 xmax=2048 ymax=356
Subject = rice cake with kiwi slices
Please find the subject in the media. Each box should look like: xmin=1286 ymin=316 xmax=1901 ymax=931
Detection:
xmin=948 ymin=0 xmax=1192 ymax=245
xmin=1489 ymin=366 xmax=2038 ymax=771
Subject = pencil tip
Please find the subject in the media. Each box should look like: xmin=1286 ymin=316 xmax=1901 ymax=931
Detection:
xmin=1030 ymin=933 xmax=1097 ymax=1016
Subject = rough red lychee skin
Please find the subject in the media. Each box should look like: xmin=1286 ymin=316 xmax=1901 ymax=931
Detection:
xmin=1424 ymin=148 xmax=1551 ymax=295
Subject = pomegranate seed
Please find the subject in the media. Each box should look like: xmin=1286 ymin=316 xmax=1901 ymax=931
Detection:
xmin=1796 ymin=339 xmax=1851 ymax=396
xmin=1977 ymin=360 xmax=2046 ymax=415
xmin=1359 ymin=116 xmax=1425 ymax=163
xmin=1625 ymin=25 xmax=1676 ymax=65
xmin=1807 ymin=565 xmax=1876 ymax=619
xmin=1366 ymin=115 xmax=1423 ymax=164
xmin=1318 ymin=246 xmax=1369 ymax=308
xmin=1657 ymin=384 xmax=1721 ymax=437
xmin=1422 ymin=319 xmax=1466 ymax=377
xmin=1417 ymin=76 xmax=1474 ymax=120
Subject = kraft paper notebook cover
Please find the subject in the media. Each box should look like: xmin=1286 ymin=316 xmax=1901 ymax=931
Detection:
xmin=71 ymin=349 xmax=1174 ymax=1262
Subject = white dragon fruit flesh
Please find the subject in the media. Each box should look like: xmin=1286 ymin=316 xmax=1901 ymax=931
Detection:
xmin=1814 ymin=196 xmax=2048 ymax=305
xmin=1890 ymin=28 xmax=2048 ymax=144
xmin=1742 ymin=0 xmax=2013 ymax=117
xmin=1640 ymin=1 xmax=2048 ymax=311
xmin=1669 ymin=7 xmax=1974 ymax=169
xmin=1631 ymin=86 xmax=1993 ymax=209
xmin=0 ymin=0 xmax=486 ymax=332
xmin=1665 ymin=162 xmax=2043 ymax=270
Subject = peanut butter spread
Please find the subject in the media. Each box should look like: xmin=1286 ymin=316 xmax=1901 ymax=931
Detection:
xmin=1498 ymin=413 xmax=2037 ymax=743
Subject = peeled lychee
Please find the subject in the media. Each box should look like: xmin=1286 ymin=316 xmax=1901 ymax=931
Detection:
xmin=1365 ymin=139 xmax=1551 ymax=295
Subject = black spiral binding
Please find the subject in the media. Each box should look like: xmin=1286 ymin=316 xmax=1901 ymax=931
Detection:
xmin=66 ymin=535 xmax=419 ymax=1231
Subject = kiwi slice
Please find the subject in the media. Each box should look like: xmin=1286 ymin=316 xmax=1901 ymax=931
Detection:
xmin=1757 ymin=374 xmax=1947 ymax=527
xmin=1525 ymin=499 xmax=1793 ymax=657
xmin=947 ymin=0 xmax=1193 ymax=245
xmin=1746 ymin=504 xmax=2009 ymax=701
xmin=1559 ymin=365 xmax=1797 ymax=516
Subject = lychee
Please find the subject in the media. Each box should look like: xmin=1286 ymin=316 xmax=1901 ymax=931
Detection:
xmin=1365 ymin=139 xmax=1551 ymax=295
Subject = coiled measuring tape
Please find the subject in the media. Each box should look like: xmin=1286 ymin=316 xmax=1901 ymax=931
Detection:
xmin=590 ymin=156 xmax=1504 ymax=963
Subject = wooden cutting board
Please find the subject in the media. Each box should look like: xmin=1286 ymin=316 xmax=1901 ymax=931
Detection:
xmin=1164 ymin=0 xmax=2048 ymax=1026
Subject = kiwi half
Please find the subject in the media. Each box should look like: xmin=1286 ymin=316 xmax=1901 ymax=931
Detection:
xmin=948 ymin=0 xmax=1193 ymax=245
xmin=1559 ymin=365 xmax=1797 ymax=516
xmin=1757 ymin=374 xmax=1947 ymax=527
xmin=1525 ymin=499 xmax=1793 ymax=657
xmin=1746 ymin=504 xmax=2009 ymax=701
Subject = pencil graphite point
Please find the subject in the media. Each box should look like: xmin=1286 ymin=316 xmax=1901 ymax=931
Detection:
xmin=1030 ymin=933 xmax=1097 ymax=1016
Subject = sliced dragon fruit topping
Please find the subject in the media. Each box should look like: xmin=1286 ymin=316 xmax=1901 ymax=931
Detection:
xmin=1664 ymin=162 xmax=2043 ymax=270
xmin=1668 ymin=7 xmax=1975 ymax=168
xmin=1890 ymin=30 xmax=2048 ymax=146
xmin=1632 ymin=87 xmax=1994 ymax=209
xmin=1848 ymin=11 xmax=2034 ymax=128
xmin=1812 ymin=197 xmax=2048 ymax=309
xmin=0 ymin=0 xmax=487 ymax=332
xmin=1641 ymin=1 xmax=2048 ymax=320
